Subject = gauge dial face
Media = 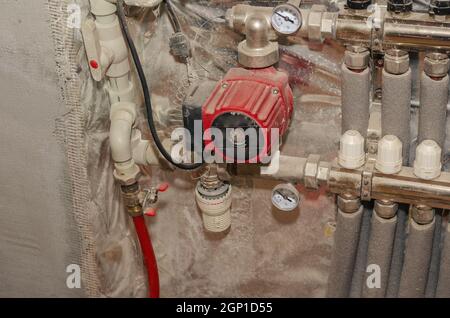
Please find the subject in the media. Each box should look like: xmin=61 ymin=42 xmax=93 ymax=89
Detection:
xmin=271 ymin=184 xmax=300 ymax=212
xmin=271 ymin=4 xmax=302 ymax=35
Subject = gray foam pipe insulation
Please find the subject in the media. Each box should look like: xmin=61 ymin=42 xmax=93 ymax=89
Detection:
xmin=436 ymin=223 xmax=450 ymax=297
xmin=327 ymin=207 xmax=364 ymax=298
xmin=380 ymin=68 xmax=414 ymax=298
xmin=418 ymin=73 xmax=450 ymax=149
xmin=399 ymin=219 xmax=436 ymax=298
xmin=382 ymin=69 xmax=412 ymax=165
xmin=341 ymin=64 xmax=370 ymax=137
xmin=362 ymin=213 xmax=398 ymax=298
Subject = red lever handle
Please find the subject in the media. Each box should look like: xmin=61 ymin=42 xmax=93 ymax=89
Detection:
xmin=145 ymin=208 xmax=157 ymax=217
xmin=158 ymin=182 xmax=169 ymax=193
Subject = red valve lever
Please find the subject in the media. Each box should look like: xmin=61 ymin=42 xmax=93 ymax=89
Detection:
xmin=158 ymin=183 xmax=169 ymax=193
xmin=145 ymin=208 xmax=157 ymax=217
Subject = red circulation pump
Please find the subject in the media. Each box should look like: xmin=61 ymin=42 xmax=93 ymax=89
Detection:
xmin=202 ymin=67 xmax=294 ymax=163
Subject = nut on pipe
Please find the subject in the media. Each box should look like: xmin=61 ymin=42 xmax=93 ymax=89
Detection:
xmin=424 ymin=52 xmax=450 ymax=79
xmin=411 ymin=205 xmax=435 ymax=225
xmin=384 ymin=49 xmax=410 ymax=75
xmin=337 ymin=194 xmax=361 ymax=213
xmin=374 ymin=200 xmax=398 ymax=219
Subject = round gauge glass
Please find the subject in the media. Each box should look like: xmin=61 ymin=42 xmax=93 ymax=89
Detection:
xmin=271 ymin=4 xmax=302 ymax=35
xmin=271 ymin=183 xmax=300 ymax=212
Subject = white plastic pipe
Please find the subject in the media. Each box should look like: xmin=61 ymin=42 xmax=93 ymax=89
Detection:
xmin=110 ymin=111 xmax=134 ymax=163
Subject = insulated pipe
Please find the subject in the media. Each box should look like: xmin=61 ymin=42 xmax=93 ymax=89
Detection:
xmin=327 ymin=197 xmax=364 ymax=298
xmin=436 ymin=222 xmax=450 ymax=298
xmin=341 ymin=47 xmax=370 ymax=138
xmin=349 ymin=204 xmax=372 ymax=298
xmin=418 ymin=54 xmax=450 ymax=150
xmin=382 ymin=50 xmax=412 ymax=165
xmin=398 ymin=216 xmax=436 ymax=298
xmin=386 ymin=205 xmax=407 ymax=297
xmin=425 ymin=212 xmax=442 ymax=298
xmin=362 ymin=201 xmax=398 ymax=298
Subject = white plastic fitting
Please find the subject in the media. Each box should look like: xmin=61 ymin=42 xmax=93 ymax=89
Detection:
xmin=376 ymin=135 xmax=403 ymax=174
xmin=414 ymin=140 xmax=442 ymax=180
xmin=110 ymin=102 xmax=136 ymax=163
xmin=338 ymin=130 xmax=366 ymax=169
xmin=196 ymin=185 xmax=232 ymax=233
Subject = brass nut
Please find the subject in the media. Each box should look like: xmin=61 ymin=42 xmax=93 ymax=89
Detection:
xmin=374 ymin=200 xmax=398 ymax=219
xmin=337 ymin=195 xmax=361 ymax=213
xmin=424 ymin=52 xmax=450 ymax=78
xmin=384 ymin=49 xmax=409 ymax=75
xmin=344 ymin=46 xmax=370 ymax=70
xmin=316 ymin=161 xmax=331 ymax=186
xmin=304 ymin=154 xmax=321 ymax=189
xmin=320 ymin=12 xmax=336 ymax=40
xmin=308 ymin=10 xmax=323 ymax=43
xmin=238 ymin=40 xmax=279 ymax=68
xmin=411 ymin=205 xmax=435 ymax=225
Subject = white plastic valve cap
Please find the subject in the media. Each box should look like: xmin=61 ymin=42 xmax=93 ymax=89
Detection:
xmin=339 ymin=130 xmax=366 ymax=169
xmin=414 ymin=140 xmax=442 ymax=180
xmin=376 ymin=135 xmax=403 ymax=174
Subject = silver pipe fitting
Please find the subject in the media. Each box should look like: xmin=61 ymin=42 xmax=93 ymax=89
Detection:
xmin=374 ymin=200 xmax=398 ymax=219
xmin=424 ymin=53 xmax=450 ymax=79
xmin=344 ymin=45 xmax=370 ymax=71
xmin=384 ymin=49 xmax=410 ymax=75
xmin=411 ymin=204 xmax=435 ymax=225
xmin=237 ymin=14 xmax=279 ymax=68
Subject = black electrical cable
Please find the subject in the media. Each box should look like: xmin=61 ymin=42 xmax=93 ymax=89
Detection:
xmin=165 ymin=0 xmax=182 ymax=33
xmin=116 ymin=0 xmax=202 ymax=170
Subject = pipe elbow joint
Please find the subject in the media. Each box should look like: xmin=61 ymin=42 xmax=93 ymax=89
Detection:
xmin=110 ymin=118 xmax=133 ymax=163
xmin=110 ymin=103 xmax=136 ymax=163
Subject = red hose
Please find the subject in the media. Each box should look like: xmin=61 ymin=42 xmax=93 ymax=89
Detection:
xmin=132 ymin=215 xmax=160 ymax=298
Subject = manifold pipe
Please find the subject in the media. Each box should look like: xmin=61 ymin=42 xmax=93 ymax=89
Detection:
xmin=436 ymin=222 xmax=450 ymax=298
xmin=327 ymin=195 xmax=364 ymax=298
xmin=418 ymin=53 xmax=450 ymax=150
xmin=341 ymin=47 xmax=370 ymax=138
xmin=362 ymin=200 xmax=398 ymax=298
xmin=382 ymin=50 xmax=412 ymax=165
xmin=398 ymin=207 xmax=436 ymax=298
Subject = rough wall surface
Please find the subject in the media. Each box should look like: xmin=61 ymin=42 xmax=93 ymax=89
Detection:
xmin=0 ymin=0 xmax=84 ymax=297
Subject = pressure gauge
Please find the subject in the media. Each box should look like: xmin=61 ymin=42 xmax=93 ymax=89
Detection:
xmin=271 ymin=183 xmax=300 ymax=212
xmin=271 ymin=4 xmax=303 ymax=35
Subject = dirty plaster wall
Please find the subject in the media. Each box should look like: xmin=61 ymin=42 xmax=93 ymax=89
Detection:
xmin=0 ymin=0 xmax=84 ymax=297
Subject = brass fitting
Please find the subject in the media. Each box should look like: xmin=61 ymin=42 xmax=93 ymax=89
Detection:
xmin=238 ymin=14 xmax=279 ymax=68
xmin=424 ymin=52 xmax=450 ymax=79
xmin=374 ymin=199 xmax=398 ymax=219
xmin=411 ymin=204 xmax=435 ymax=225
xmin=121 ymin=183 xmax=143 ymax=217
xmin=308 ymin=5 xmax=328 ymax=43
xmin=384 ymin=49 xmax=410 ymax=75
xmin=344 ymin=45 xmax=370 ymax=71
xmin=337 ymin=194 xmax=361 ymax=213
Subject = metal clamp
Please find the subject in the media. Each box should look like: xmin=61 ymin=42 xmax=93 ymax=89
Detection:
xmin=361 ymin=157 xmax=375 ymax=201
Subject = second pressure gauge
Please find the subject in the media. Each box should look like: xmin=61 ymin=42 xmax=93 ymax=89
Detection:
xmin=271 ymin=183 xmax=300 ymax=212
xmin=271 ymin=4 xmax=303 ymax=35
